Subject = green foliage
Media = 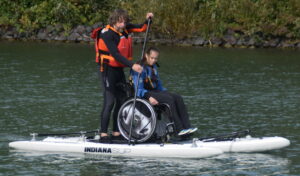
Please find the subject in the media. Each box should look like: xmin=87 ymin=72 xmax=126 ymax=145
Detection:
xmin=122 ymin=0 xmax=300 ymax=39
xmin=121 ymin=0 xmax=202 ymax=38
xmin=0 ymin=0 xmax=299 ymax=39
xmin=0 ymin=0 xmax=117 ymax=32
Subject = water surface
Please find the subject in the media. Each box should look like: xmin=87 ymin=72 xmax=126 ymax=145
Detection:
xmin=0 ymin=41 xmax=299 ymax=175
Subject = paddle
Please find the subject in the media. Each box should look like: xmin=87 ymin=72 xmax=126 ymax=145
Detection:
xmin=128 ymin=18 xmax=152 ymax=144
xmin=198 ymin=129 xmax=251 ymax=142
xmin=31 ymin=130 xmax=99 ymax=137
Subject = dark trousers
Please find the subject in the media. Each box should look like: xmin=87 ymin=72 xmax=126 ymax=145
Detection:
xmin=146 ymin=90 xmax=191 ymax=132
xmin=98 ymin=64 xmax=127 ymax=133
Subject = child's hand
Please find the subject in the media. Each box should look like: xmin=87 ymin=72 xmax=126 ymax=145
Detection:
xmin=149 ymin=97 xmax=159 ymax=105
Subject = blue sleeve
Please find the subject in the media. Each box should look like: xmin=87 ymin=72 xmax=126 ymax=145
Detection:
xmin=157 ymin=79 xmax=166 ymax=91
xmin=155 ymin=66 xmax=167 ymax=91
xmin=131 ymin=69 xmax=148 ymax=98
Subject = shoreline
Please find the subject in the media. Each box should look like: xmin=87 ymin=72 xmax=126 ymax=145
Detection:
xmin=1 ymin=24 xmax=299 ymax=49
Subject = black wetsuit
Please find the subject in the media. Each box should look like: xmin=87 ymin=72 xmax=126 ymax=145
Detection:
xmin=98 ymin=22 xmax=148 ymax=133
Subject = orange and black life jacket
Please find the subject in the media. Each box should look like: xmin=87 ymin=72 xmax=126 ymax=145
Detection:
xmin=91 ymin=26 xmax=102 ymax=63
xmin=91 ymin=23 xmax=147 ymax=72
xmin=91 ymin=25 xmax=133 ymax=72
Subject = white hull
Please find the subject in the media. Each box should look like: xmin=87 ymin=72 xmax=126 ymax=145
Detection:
xmin=9 ymin=137 xmax=222 ymax=159
xmin=197 ymin=136 xmax=290 ymax=152
xmin=9 ymin=136 xmax=290 ymax=158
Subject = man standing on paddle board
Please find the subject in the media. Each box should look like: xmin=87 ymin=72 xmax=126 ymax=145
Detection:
xmin=92 ymin=9 xmax=153 ymax=142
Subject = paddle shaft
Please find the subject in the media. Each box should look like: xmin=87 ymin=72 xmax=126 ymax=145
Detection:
xmin=198 ymin=129 xmax=251 ymax=141
xmin=128 ymin=18 xmax=152 ymax=144
xmin=33 ymin=130 xmax=99 ymax=137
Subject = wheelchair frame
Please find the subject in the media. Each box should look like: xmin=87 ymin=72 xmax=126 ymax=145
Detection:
xmin=117 ymin=97 xmax=174 ymax=143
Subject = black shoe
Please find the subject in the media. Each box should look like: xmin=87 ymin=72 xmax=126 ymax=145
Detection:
xmin=99 ymin=136 xmax=111 ymax=143
xmin=111 ymin=135 xmax=126 ymax=143
xmin=111 ymin=135 xmax=125 ymax=140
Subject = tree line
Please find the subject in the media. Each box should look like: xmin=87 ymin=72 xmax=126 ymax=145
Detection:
xmin=0 ymin=0 xmax=299 ymax=40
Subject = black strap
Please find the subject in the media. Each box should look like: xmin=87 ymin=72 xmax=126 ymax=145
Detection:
xmin=99 ymin=50 xmax=110 ymax=55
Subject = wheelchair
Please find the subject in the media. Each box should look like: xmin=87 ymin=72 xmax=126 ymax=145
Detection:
xmin=117 ymin=87 xmax=175 ymax=143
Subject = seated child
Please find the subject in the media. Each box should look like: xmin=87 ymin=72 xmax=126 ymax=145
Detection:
xmin=131 ymin=47 xmax=197 ymax=136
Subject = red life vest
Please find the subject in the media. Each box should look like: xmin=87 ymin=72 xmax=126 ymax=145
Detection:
xmin=91 ymin=25 xmax=133 ymax=72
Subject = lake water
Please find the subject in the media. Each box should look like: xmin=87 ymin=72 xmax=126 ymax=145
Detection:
xmin=0 ymin=41 xmax=299 ymax=175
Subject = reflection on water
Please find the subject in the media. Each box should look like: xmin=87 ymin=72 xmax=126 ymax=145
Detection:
xmin=213 ymin=153 xmax=290 ymax=175
xmin=6 ymin=150 xmax=290 ymax=176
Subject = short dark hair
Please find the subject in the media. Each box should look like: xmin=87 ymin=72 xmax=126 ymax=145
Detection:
xmin=109 ymin=9 xmax=129 ymax=26
xmin=146 ymin=47 xmax=160 ymax=55
xmin=142 ymin=47 xmax=160 ymax=64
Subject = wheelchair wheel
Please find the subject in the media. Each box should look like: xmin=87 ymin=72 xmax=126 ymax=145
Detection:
xmin=117 ymin=98 xmax=156 ymax=143
xmin=153 ymin=103 xmax=174 ymax=140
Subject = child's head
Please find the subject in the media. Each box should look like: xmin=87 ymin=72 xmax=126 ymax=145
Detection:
xmin=144 ymin=47 xmax=160 ymax=66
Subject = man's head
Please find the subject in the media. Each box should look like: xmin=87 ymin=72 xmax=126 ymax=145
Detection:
xmin=109 ymin=9 xmax=129 ymax=30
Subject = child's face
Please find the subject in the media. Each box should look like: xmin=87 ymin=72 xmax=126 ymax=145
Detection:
xmin=146 ymin=50 xmax=159 ymax=66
